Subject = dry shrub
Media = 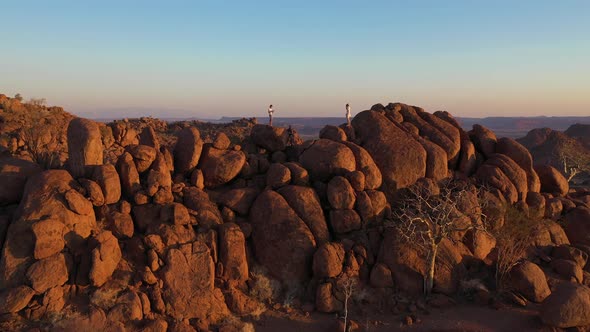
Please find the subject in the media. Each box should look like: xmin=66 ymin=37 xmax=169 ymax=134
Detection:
xmin=90 ymin=285 xmax=123 ymax=310
xmin=249 ymin=265 xmax=281 ymax=304
xmin=219 ymin=314 xmax=255 ymax=332
xmin=20 ymin=109 xmax=63 ymax=169
xmin=493 ymin=207 xmax=548 ymax=292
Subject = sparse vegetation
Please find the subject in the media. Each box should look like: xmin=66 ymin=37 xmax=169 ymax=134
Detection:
xmin=388 ymin=180 xmax=486 ymax=296
xmin=27 ymin=97 xmax=46 ymax=107
xmin=555 ymin=141 xmax=590 ymax=182
xmin=339 ymin=276 xmax=357 ymax=332
xmin=493 ymin=207 xmax=548 ymax=293
xmin=249 ymin=265 xmax=282 ymax=304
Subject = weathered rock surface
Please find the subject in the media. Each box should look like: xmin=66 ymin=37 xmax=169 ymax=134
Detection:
xmin=183 ymin=187 xmax=222 ymax=227
xmin=475 ymin=164 xmax=518 ymax=203
xmin=541 ymin=282 xmax=590 ymax=328
xmin=67 ymin=118 xmax=103 ymax=178
xmin=329 ymin=209 xmax=361 ymax=234
xmin=65 ymin=188 xmax=93 ymax=215
xmin=370 ymin=263 xmax=394 ymax=288
xmin=277 ymin=185 xmax=330 ymax=245
xmin=174 ymin=127 xmax=203 ymax=176
xmin=266 ymin=163 xmax=291 ymax=189
xmin=469 ymin=124 xmax=497 ymax=158
xmin=217 ymin=188 xmax=259 ymax=216
xmin=495 ymin=137 xmax=541 ymax=192
xmin=343 ymin=142 xmax=383 ymax=189
xmin=399 ymin=105 xmax=460 ymax=167
xmin=299 ymin=139 xmax=356 ymax=182
xmin=352 ymin=111 xmax=426 ymax=198
xmin=139 ymin=125 xmax=160 ymax=150
xmin=535 ymin=164 xmax=569 ymax=197
xmin=284 ymin=162 xmax=309 ymax=186
xmin=161 ymin=241 xmax=229 ymax=322
xmin=31 ymin=219 xmax=65 ymax=260
xmin=26 ymin=253 xmax=69 ymax=293
xmin=0 ymin=285 xmax=36 ymax=314
xmin=250 ymin=190 xmax=316 ymax=282
xmin=91 ymin=165 xmax=121 ymax=205
xmin=484 ymin=154 xmax=529 ymax=201
xmin=89 ymin=231 xmax=122 ymax=287
xmin=200 ymin=147 xmax=246 ymax=188
xmin=319 ymin=125 xmax=347 ymax=142
xmin=219 ymin=223 xmax=248 ymax=283
xmin=508 ymin=261 xmax=551 ymax=303
xmin=250 ymin=124 xmax=289 ymax=152
xmin=0 ymin=170 xmax=96 ymax=289
xmin=213 ymin=132 xmax=231 ymax=150
xmin=126 ymin=144 xmax=157 ymax=173
xmin=312 ymin=242 xmax=345 ymax=278
xmin=327 ymin=176 xmax=356 ymax=209
xmin=116 ymin=152 xmax=141 ymax=198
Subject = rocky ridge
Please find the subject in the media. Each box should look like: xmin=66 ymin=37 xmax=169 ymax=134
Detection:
xmin=1 ymin=94 xmax=590 ymax=331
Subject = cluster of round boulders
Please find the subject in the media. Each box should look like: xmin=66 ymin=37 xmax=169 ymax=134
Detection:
xmin=1 ymin=101 xmax=590 ymax=331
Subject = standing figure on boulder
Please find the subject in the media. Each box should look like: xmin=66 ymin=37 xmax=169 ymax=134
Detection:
xmin=346 ymin=103 xmax=352 ymax=126
xmin=268 ymin=104 xmax=274 ymax=126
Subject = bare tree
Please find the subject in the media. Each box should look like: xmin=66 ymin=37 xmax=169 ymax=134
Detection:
xmin=27 ymin=97 xmax=47 ymax=107
xmin=555 ymin=142 xmax=590 ymax=182
xmin=339 ymin=277 xmax=356 ymax=332
xmin=388 ymin=180 xmax=485 ymax=296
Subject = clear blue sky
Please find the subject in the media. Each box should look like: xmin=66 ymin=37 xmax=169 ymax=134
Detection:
xmin=1 ymin=1 xmax=589 ymax=118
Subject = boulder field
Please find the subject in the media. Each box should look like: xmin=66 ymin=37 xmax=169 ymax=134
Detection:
xmin=1 ymin=96 xmax=590 ymax=330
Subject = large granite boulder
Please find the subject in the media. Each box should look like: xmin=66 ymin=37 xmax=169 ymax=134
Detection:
xmin=535 ymin=165 xmax=569 ymax=197
xmin=540 ymin=282 xmax=590 ymax=328
xmin=174 ymin=127 xmax=203 ymax=176
xmin=352 ymin=110 xmax=426 ymax=198
xmin=299 ymin=139 xmax=356 ymax=182
xmin=67 ymin=118 xmax=103 ymax=178
xmin=161 ymin=241 xmax=229 ymax=323
xmin=249 ymin=190 xmax=317 ymax=283
xmin=199 ymin=147 xmax=246 ymax=188
xmin=0 ymin=170 xmax=97 ymax=289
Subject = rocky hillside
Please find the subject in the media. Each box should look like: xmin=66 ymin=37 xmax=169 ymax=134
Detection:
xmin=1 ymin=97 xmax=590 ymax=331
xmin=518 ymin=125 xmax=590 ymax=184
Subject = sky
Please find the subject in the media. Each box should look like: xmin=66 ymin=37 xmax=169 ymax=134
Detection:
xmin=1 ymin=1 xmax=589 ymax=119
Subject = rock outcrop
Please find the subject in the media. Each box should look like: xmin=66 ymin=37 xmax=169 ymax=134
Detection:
xmin=2 ymin=96 xmax=589 ymax=331
xmin=67 ymin=118 xmax=103 ymax=178
xmin=352 ymin=110 xmax=426 ymax=198
xmin=250 ymin=190 xmax=316 ymax=283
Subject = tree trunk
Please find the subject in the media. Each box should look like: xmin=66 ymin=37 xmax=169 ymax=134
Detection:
xmin=424 ymin=244 xmax=438 ymax=296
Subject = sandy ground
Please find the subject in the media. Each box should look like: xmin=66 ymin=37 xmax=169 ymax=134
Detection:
xmin=254 ymin=303 xmax=550 ymax=332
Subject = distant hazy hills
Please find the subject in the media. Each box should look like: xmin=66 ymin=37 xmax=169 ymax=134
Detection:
xmin=458 ymin=116 xmax=590 ymax=138
xmin=219 ymin=116 xmax=590 ymax=139
xmin=87 ymin=111 xmax=590 ymax=139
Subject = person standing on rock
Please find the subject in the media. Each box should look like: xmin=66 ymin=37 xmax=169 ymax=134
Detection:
xmin=346 ymin=103 xmax=352 ymax=126
xmin=268 ymin=104 xmax=274 ymax=126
